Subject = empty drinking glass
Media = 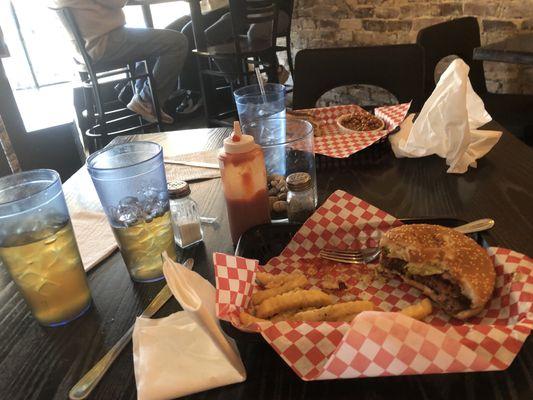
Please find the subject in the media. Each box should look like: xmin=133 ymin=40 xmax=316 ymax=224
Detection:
xmin=87 ymin=142 xmax=177 ymax=282
xmin=242 ymin=118 xmax=316 ymax=221
xmin=0 ymin=169 xmax=92 ymax=326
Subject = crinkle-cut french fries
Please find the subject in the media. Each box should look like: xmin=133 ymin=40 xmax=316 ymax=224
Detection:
xmin=239 ymin=311 xmax=268 ymax=326
xmin=291 ymin=301 xmax=374 ymax=322
xmin=255 ymin=289 xmax=333 ymax=319
xmin=271 ymin=310 xmax=299 ymax=322
xmin=400 ymin=298 xmax=433 ymax=320
xmin=339 ymin=313 xmax=358 ymax=322
xmin=252 ymin=274 xmax=308 ymax=305
xmin=319 ymin=276 xmax=341 ymax=290
xmin=255 ymin=271 xmax=278 ymax=287
xmin=256 ymin=271 xmax=304 ymax=289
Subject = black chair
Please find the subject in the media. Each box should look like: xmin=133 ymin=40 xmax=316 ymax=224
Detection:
xmin=190 ymin=0 xmax=280 ymax=127
xmin=274 ymin=0 xmax=294 ymax=78
xmin=417 ymin=17 xmax=533 ymax=144
xmin=0 ymin=116 xmax=20 ymax=177
xmin=292 ymin=44 xmax=425 ymax=111
xmin=54 ymin=7 xmax=163 ymax=152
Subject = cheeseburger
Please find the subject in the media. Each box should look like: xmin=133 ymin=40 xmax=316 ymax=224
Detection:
xmin=379 ymin=224 xmax=495 ymax=319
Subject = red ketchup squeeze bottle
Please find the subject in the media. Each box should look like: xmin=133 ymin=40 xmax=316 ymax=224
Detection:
xmin=218 ymin=123 xmax=270 ymax=244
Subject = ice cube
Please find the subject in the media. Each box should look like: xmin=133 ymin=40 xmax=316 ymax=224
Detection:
xmin=120 ymin=196 xmax=142 ymax=207
xmin=38 ymin=280 xmax=60 ymax=296
xmin=138 ymin=187 xmax=167 ymax=221
xmin=43 ymin=234 xmax=58 ymax=245
xmin=46 ymin=213 xmax=68 ymax=230
xmin=138 ymin=187 xmax=159 ymax=202
xmin=114 ymin=196 xmax=143 ymax=227
xmin=17 ymin=270 xmax=58 ymax=293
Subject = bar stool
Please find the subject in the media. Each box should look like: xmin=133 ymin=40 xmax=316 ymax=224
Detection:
xmin=273 ymin=0 xmax=294 ymax=79
xmin=188 ymin=0 xmax=279 ymax=127
xmin=0 ymin=116 xmax=21 ymax=176
xmin=54 ymin=7 xmax=163 ymax=153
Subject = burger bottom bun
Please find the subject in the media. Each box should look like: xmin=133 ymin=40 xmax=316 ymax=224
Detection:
xmin=381 ymin=269 xmax=485 ymax=320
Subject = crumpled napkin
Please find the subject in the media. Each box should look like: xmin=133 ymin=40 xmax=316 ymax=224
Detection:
xmin=389 ymin=58 xmax=502 ymax=173
xmin=132 ymin=255 xmax=246 ymax=400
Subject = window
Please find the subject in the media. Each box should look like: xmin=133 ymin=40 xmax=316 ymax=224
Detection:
xmin=0 ymin=0 xmax=189 ymax=131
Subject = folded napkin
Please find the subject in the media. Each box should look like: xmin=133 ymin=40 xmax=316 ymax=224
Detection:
xmin=70 ymin=210 xmax=116 ymax=271
xmin=389 ymin=58 xmax=502 ymax=173
xmin=132 ymin=255 xmax=246 ymax=400
xmin=164 ymin=149 xmax=220 ymax=182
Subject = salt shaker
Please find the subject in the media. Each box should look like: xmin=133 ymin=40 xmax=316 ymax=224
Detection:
xmin=168 ymin=181 xmax=203 ymax=248
xmin=286 ymin=172 xmax=315 ymax=224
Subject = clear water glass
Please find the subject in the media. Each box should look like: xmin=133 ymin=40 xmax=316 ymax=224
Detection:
xmin=87 ymin=141 xmax=177 ymax=282
xmin=234 ymin=83 xmax=286 ymax=127
xmin=0 ymin=169 xmax=91 ymax=326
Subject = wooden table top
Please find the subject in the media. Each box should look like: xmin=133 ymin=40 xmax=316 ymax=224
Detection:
xmin=474 ymin=33 xmax=533 ymax=65
xmin=1 ymin=123 xmax=533 ymax=399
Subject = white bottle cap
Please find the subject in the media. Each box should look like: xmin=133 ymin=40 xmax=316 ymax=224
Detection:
xmin=223 ymin=133 xmax=256 ymax=154
xmin=222 ymin=121 xmax=256 ymax=154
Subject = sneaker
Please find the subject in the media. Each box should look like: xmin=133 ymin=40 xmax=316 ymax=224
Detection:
xmin=158 ymin=109 xmax=174 ymax=125
xmin=127 ymin=94 xmax=174 ymax=124
xmin=175 ymin=90 xmax=203 ymax=115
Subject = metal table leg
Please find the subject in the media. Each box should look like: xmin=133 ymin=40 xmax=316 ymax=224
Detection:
xmin=141 ymin=4 xmax=154 ymax=28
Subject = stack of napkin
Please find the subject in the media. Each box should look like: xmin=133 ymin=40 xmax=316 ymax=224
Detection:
xmin=132 ymin=255 xmax=246 ymax=400
xmin=389 ymin=58 xmax=502 ymax=173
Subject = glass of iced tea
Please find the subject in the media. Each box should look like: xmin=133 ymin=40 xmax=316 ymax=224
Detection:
xmin=87 ymin=141 xmax=177 ymax=282
xmin=0 ymin=169 xmax=92 ymax=326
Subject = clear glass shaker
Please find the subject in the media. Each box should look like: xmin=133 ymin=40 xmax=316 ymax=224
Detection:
xmin=286 ymin=172 xmax=315 ymax=224
xmin=168 ymin=181 xmax=203 ymax=248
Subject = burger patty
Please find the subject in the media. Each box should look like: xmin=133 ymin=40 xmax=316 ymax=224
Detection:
xmin=381 ymin=254 xmax=471 ymax=314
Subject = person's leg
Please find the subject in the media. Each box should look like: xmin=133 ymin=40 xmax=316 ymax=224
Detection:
xmin=205 ymin=12 xmax=234 ymax=45
xmin=203 ymin=12 xmax=244 ymax=82
xmin=166 ymin=16 xmax=195 ymax=92
xmin=95 ymin=27 xmax=188 ymax=105
xmin=165 ymin=15 xmax=191 ymax=33
xmin=247 ymin=11 xmax=289 ymax=42
xmin=247 ymin=11 xmax=290 ymax=83
xmin=165 ymin=7 xmax=228 ymax=92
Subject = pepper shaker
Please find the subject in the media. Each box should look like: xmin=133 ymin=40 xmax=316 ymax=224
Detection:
xmin=286 ymin=172 xmax=315 ymax=224
xmin=168 ymin=181 xmax=203 ymax=248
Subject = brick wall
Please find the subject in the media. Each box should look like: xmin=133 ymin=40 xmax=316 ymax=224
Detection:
xmin=291 ymin=0 xmax=533 ymax=103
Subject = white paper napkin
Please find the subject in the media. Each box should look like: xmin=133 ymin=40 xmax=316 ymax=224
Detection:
xmin=132 ymin=255 xmax=246 ymax=400
xmin=389 ymin=58 xmax=502 ymax=173
xmin=70 ymin=210 xmax=116 ymax=271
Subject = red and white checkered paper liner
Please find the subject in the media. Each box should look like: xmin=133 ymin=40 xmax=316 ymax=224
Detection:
xmin=214 ymin=190 xmax=533 ymax=381
xmin=308 ymin=102 xmax=411 ymax=158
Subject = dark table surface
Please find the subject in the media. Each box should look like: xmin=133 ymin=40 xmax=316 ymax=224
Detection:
xmin=1 ymin=123 xmax=533 ymax=400
xmin=474 ymin=33 xmax=533 ymax=65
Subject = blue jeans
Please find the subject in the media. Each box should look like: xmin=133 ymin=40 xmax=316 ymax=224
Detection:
xmin=95 ymin=27 xmax=188 ymax=105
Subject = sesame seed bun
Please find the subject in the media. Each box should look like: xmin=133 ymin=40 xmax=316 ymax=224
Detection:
xmin=379 ymin=224 xmax=495 ymax=319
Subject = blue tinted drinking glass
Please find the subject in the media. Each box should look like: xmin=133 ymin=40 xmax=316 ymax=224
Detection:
xmin=87 ymin=142 xmax=177 ymax=282
xmin=0 ymin=169 xmax=91 ymax=326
